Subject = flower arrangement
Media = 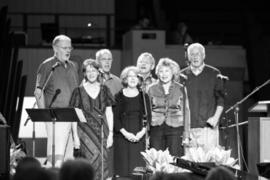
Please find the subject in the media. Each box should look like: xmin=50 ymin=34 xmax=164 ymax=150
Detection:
xmin=181 ymin=146 xmax=239 ymax=169
xmin=140 ymin=148 xmax=190 ymax=173
xmin=10 ymin=146 xmax=26 ymax=175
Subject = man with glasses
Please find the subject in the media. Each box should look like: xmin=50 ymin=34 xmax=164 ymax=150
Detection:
xmin=180 ymin=43 xmax=226 ymax=151
xmin=34 ymin=35 xmax=80 ymax=167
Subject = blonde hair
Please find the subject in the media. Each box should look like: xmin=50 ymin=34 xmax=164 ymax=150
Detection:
xmin=155 ymin=58 xmax=180 ymax=80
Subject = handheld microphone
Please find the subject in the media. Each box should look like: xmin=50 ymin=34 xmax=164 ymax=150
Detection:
xmin=52 ymin=62 xmax=60 ymax=71
xmin=49 ymin=89 xmax=61 ymax=107
xmin=55 ymin=89 xmax=61 ymax=95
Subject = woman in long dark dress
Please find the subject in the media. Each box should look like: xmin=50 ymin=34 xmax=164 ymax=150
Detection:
xmin=113 ymin=66 xmax=151 ymax=177
xmin=69 ymin=59 xmax=114 ymax=180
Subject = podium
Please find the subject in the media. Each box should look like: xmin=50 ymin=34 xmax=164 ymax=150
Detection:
xmin=249 ymin=100 xmax=270 ymax=116
xmin=0 ymin=125 xmax=9 ymax=179
xmin=248 ymin=101 xmax=270 ymax=178
xmin=26 ymin=108 xmax=85 ymax=167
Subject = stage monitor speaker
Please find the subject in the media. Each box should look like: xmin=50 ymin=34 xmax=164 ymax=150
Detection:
xmin=0 ymin=125 xmax=10 ymax=178
xmin=257 ymin=163 xmax=270 ymax=179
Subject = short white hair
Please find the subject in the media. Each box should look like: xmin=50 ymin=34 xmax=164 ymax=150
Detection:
xmin=95 ymin=49 xmax=112 ymax=61
xmin=136 ymin=52 xmax=155 ymax=66
xmin=187 ymin=43 xmax=206 ymax=59
xmin=52 ymin=34 xmax=71 ymax=47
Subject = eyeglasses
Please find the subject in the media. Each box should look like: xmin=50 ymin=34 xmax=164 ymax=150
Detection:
xmin=99 ymin=58 xmax=112 ymax=61
xmin=57 ymin=46 xmax=74 ymax=51
xmin=189 ymin=53 xmax=201 ymax=57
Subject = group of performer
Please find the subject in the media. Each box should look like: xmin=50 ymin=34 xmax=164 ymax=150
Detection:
xmin=34 ymin=34 xmax=226 ymax=180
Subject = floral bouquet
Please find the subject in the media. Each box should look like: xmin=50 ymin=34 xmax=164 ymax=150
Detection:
xmin=140 ymin=148 xmax=190 ymax=174
xmin=181 ymin=146 xmax=239 ymax=169
xmin=10 ymin=145 xmax=26 ymax=175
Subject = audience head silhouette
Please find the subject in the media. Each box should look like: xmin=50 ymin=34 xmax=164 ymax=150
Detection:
xmin=13 ymin=167 xmax=51 ymax=180
xmin=150 ymin=172 xmax=192 ymax=180
xmin=206 ymin=166 xmax=236 ymax=180
xmin=15 ymin=156 xmax=41 ymax=174
xmin=59 ymin=158 xmax=95 ymax=180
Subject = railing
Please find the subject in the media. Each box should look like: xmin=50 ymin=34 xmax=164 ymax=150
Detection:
xmin=7 ymin=12 xmax=115 ymax=47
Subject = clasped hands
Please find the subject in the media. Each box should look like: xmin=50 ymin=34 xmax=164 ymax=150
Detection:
xmin=120 ymin=128 xmax=146 ymax=143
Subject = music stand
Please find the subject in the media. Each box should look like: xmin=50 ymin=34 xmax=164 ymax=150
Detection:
xmin=26 ymin=107 xmax=85 ymax=167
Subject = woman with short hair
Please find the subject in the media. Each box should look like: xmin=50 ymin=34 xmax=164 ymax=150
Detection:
xmin=113 ymin=66 xmax=151 ymax=177
xmin=69 ymin=59 xmax=114 ymax=180
xmin=148 ymin=58 xmax=190 ymax=157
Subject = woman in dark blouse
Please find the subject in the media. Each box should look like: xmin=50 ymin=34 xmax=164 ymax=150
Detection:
xmin=69 ymin=59 xmax=114 ymax=180
xmin=113 ymin=66 xmax=151 ymax=177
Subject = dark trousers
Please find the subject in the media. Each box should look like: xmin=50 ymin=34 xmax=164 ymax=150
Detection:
xmin=149 ymin=123 xmax=184 ymax=157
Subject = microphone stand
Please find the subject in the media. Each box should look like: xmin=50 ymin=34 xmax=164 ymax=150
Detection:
xmin=24 ymin=101 xmax=37 ymax=157
xmin=47 ymin=89 xmax=61 ymax=168
xmin=140 ymin=82 xmax=149 ymax=151
xmin=225 ymin=77 xmax=270 ymax=170
xmin=48 ymin=104 xmax=56 ymax=167
xmin=181 ymin=44 xmax=190 ymax=154
xmin=47 ymin=88 xmax=62 ymax=167
xmin=180 ymin=75 xmax=190 ymax=155
xmin=98 ymin=72 xmax=106 ymax=180
xmin=24 ymin=64 xmax=58 ymax=125
xmin=25 ymin=64 xmax=58 ymax=158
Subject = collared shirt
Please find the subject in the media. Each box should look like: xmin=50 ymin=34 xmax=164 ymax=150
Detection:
xmin=190 ymin=63 xmax=205 ymax=76
xmin=140 ymin=73 xmax=157 ymax=92
xmin=36 ymin=56 xmax=79 ymax=108
xmin=147 ymin=81 xmax=188 ymax=127
xmin=99 ymin=72 xmax=122 ymax=97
